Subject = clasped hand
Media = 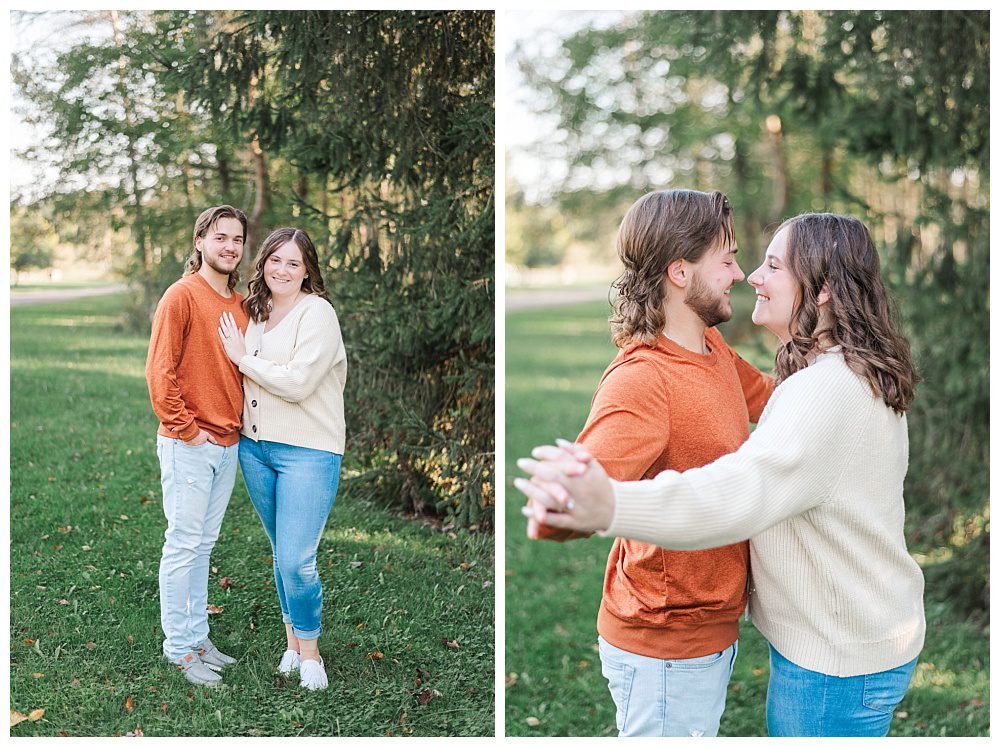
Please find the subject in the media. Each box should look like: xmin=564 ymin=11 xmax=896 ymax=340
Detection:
xmin=514 ymin=439 xmax=616 ymax=536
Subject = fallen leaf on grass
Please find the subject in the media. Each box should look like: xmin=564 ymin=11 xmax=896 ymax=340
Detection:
xmin=82 ymin=546 xmax=92 ymax=551
xmin=85 ymin=642 xmax=97 ymax=650
xmin=58 ymin=599 xmax=69 ymax=606
xmin=11 ymin=709 xmax=44 ymax=727
xmin=206 ymin=605 xmax=224 ymax=614
xmin=160 ymin=702 xmax=167 ymax=716
xmin=23 ymin=639 xmax=34 ymax=646
xmin=125 ymin=725 xmax=144 ymax=736
xmin=367 ymin=651 xmax=385 ymax=661
xmin=218 ymin=577 xmax=233 ymax=589
xmin=32 ymin=672 xmax=44 ymax=679
xmin=399 ymin=711 xmax=408 ymax=725
xmin=896 ymin=711 xmax=908 ymax=719
xmin=443 ymin=639 xmax=459 ymax=650
xmin=964 ymin=699 xmax=984 ymax=708
xmin=505 ymin=672 xmax=518 ymax=688
xmin=128 ymin=635 xmax=134 ymax=648
xmin=525 ymin=716 xmax=540 ymax=727
xmin=125 ymin=695 xmax=135 ymax=713
xmin=349 ymin=561 xmax=363 ymax=569
xmin=71 ymin=678 xmax=81 ymax=687
xmin=752 ymin=667 xmax=764 ymax=677
xmin=414 ymin=689 xmax=441 ymax=706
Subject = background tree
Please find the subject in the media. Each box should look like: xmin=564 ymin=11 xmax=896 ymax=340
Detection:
xmin=12 ymin=10 xmax=495 ymax=529
xmin=10 ymin=204 xmax=57 ymax=284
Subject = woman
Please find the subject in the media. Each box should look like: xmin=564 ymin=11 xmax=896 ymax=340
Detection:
xmin=516 ymin=213 xmax=925 ymax=737
xmin=218 ymin=227 xmax=347 ymax=691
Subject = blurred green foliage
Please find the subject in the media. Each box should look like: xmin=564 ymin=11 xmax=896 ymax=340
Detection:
xmin=13 ymin=10 xmax=494 ymax=528
xmin=510 ymin=10 xmax=988 ymax=616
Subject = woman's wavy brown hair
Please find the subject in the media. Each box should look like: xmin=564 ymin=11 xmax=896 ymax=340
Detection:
xmin=610 ymin=189 xmax=735 ymax=348
xmin=775 ymin=213 xmax=919 ymax=414
xmin=243 ymin=227 xmax=330 ymax=323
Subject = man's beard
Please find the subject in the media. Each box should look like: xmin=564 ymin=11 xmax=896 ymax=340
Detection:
xmin=684 ymin=271 xmax=732 ymax=328
xmin=203 ymin=252 xmax=238 ymax=277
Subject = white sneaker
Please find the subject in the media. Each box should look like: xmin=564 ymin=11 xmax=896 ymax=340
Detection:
xmin=299 ymin=657 xmax=328 ymax=690
xmin=278 ymin=649 xmax=300 ymax=675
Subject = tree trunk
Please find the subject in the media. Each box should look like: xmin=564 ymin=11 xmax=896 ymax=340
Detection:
xmin=110 ymin=10 xmax=154 ymax=322
xmin=244 ymin=73 xmax=270 ymax=276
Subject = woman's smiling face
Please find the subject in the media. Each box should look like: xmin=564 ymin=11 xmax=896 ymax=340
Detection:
xmin=747 ymin=226 xmax=800 ymax=343
xmin=264 ymin=240 xmax=307 ymax=299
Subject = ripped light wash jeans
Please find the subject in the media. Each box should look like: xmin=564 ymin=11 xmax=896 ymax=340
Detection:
xmin=238 ymin=436 xmax=341 ymax=640
xmin=157 ymin=436 xmax=239 ymax=660
xmin=599 ymin=635 xmax=738 ymax=737
xmin=766 ymin=643 xmax=917 ymax=736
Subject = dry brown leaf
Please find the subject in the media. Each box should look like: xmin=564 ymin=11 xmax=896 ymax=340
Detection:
xmin=367 ymin=651 xmax=385 ymax=661
xmin=31 ymin=673 xmax=44 ymax=679
xmin=206 ymin=605 xmax=224 ymax=614
xmin=414 ymin=689 xmax=436 ymax=706
xmin=28 ymin=709 xmax=44 ymax=722
xmin=11 ymin=710 xmax=28 ymax=727
xmin=444 ymin=639 xmax=459 ymax=650
xmin=85 ymin=642 xmax=97 ymax=650
xmin=219 ymin=577 xmax=233 ymax=589
xmin=125 ymin=695 xmax=135 ymax=713
xmin=160 ymin=702 xmax=168 ymax=716
xmin=127 ymin=635 xmax=134 ymax=647
xmin=505 ymin=672 xmax=518 ymax=688
xmin=125 ymin=725 xmax=144 ymax=737
xmin=23 ymin=639 xmax=34 ymax=646
xmin=525 ymin=716 xmax=540 ymax=727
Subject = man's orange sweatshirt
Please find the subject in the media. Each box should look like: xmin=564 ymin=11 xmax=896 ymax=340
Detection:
xmin=539 ymin=326 xmax=773 ymax=659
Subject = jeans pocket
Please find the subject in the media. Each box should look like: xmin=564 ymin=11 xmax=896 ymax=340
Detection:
xmin=862 ymin=660 xmax=915 ymax=714
xmin=670 ymin=649 xmax=726 ymax=671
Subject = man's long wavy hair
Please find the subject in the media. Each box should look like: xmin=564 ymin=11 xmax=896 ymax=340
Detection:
xmin=184 ymin=205 xmax=248 ymax=291
xmin=243 ymin=227 xmax=330 ymax=323
xmin=610 ymin=189 xmax=735 ymax=348
xmin=775 ymin=213 xmax=919 ymax=414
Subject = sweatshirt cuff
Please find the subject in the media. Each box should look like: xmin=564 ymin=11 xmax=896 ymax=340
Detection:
xmin=597 ymin=477 xmax=670 ymax=543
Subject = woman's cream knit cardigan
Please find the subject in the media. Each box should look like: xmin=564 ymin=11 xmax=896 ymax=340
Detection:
xmin=238 ymin=294 xmax=347 ymax=455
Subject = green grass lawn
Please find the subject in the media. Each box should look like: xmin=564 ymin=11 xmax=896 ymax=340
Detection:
xmin=504 ymin=298 xmax=989 ymax=737
xmin=10 ymin=294 xmax=495 ymax=737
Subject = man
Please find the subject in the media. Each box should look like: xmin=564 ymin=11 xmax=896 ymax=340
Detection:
xmin=146 ymin=205 xmax=250 ymax=686
xmin=527 ymin=189 xmax=773 ymax=736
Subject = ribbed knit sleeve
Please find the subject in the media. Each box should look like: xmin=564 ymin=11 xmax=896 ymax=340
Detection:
xmin=238 ymin=301 xmax=342 ymax=403
xmin=601 ymin=354 xmax=868 ymax=550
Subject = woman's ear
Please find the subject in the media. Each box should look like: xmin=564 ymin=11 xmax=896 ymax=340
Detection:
xmin=817 ymin=281 xmax=831 ymax=306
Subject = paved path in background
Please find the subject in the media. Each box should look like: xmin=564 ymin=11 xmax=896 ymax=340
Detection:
xmin=505 ymin=286 xmax=613 ymax=312
xmin=10 ymin=284 xmax=127 ymax=307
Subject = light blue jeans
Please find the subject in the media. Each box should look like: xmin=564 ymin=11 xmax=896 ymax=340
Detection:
xmin=156 ymin=435 xmax=239 ymax=660
xmin=238 ymin=436 xmax=341 ymax=640
xmin=598 ymin=635 xmax=739 ymax=737
xmin=766 ymin=643 xmax=917 ymax=736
